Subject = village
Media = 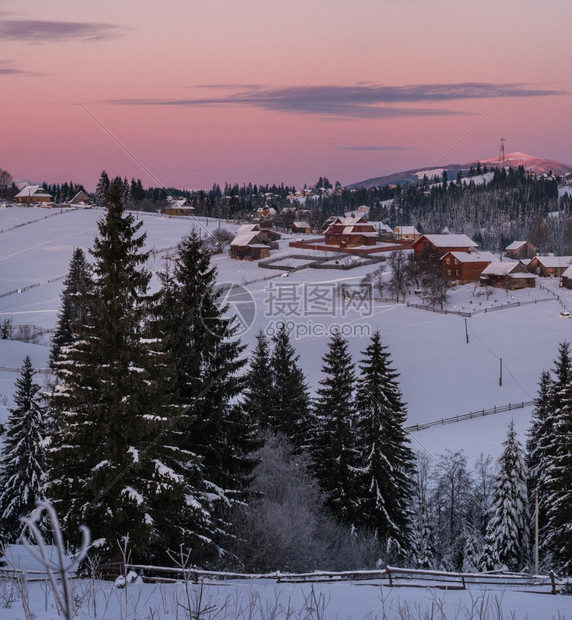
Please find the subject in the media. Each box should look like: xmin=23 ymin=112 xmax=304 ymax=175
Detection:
xmin=9 ymin=183 xmax=572 ymax=297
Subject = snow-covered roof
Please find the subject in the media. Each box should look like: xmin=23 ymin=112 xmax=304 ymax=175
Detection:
xmin=534 ymin=256 xmax=572 ymax=268
xmin=394 ymin=226 xmax=419 ymax=234
xmin=481 ymin=261 xmax=532 ymax=276
xmin=445 ymin=251 xmax=496 ymax=263
xmin=505 ymin=240 xmax=529 ymax=251
xmin=417 ymin=234 xmax=478 ymax=248
xmin=292 ymin=221 xmax=310 ymax=228
xmin=14 ymin=185 xmax=52 ymax=199
xmin=230 ymin=231 xmax=269 ymax=247
xmin=562 ymin=265 xmax=572 ymax=279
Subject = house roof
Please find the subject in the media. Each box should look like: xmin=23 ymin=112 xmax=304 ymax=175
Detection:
xmin=415 ymin=234 xmax=478 ymax=248
xmin=15 ymin=185 xmax=52 ymax=199
xmin=230 ymin=231 xmax=269 ymax=247
xmin=394 ymin=226 xmax=419 ymax=234
xmin=505 ymin=240 xmax=529 ymax=251
xmin=533 ymin=256 xmax=572 ymax=268
xmin=444 ymin=251 xmax=496 ymax=263
xmin=292 ymin=221 xmax=310 ymax=228
xmin=480 ymin=261 xmax=530 ymax=276
xmin=562 ymin=265 xmax=572 ymax=279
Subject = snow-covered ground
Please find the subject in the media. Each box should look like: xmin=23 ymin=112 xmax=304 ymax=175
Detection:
xmin=1 ymin=577 xmax=571 ymax=619
xmin=2 ymin=205 xmax=572 ymax=618
xmin=2 ymin=205 xmax=572 ymax=464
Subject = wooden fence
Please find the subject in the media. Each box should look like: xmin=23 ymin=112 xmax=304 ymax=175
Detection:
xmin=405 ymin=401 xmax=534 ymax=432
xmin=116 ymin=563 xmax=560 ymax=593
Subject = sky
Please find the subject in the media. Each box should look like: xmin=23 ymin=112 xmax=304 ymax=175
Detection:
xmin=2 ymin=0 xmax=572 ymax=191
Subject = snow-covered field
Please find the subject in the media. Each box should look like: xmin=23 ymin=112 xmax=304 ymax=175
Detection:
xmin=2 ymin=575 xmax=572 ymax=619
xmin=2 ymin=205 xmax=572 ymax=464
xmin=2 ymin=205 xmax=572 ymax=618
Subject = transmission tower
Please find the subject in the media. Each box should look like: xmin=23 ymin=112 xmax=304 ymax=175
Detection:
xmin=499 ymin=137 xmax=505 ymax=167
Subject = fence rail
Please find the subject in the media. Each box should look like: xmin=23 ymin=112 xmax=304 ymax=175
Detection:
xmin=406 ymin=297 xmax=555 ymax=317
xmin=116 ymin=563 xmax=559 ymax=592
xmin=406 ymin=400 xmax=534 ymax=432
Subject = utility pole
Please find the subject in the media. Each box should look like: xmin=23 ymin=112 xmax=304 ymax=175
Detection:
xmin=535 ymin=490 xmax=539 ymax=575
xmin=499 ymin=358 xmax=503 ymax=386
xmin=465 ymin=318 xmax=469 ymax=344
xmin=499 ymin=137 xmax=506 ymax=168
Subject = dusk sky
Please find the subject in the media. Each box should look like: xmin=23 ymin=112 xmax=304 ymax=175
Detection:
xmin=2 ymin=0 xmax=571 ymax=190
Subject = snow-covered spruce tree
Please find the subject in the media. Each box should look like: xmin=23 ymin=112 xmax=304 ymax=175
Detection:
xmin=484 ymin=420 xmax=530 ymax=572
xmin=354 ymin=330 xmax=415 ymax=558
xmin=154 ymin=230 xmax=258 ymax=560
xmin=93 ymin=170 xmax=110 ymax=206
xmin=243 ymin=330 xmax=273 ymax=430
xmin=526 ymin=370 xmax=553 ymax=542
xmin=430 ymin=450 xmax=473 ymax=571
xmin=541 ymin=343 xmax=572 ymax=574
xmin=47 ymin=179 xmax=208 ymax=563
xmin=49 ymin=247 xmax=89 ymax=368
xmin=479 ymin=529 xmax=500 ymax=572
xmin=266 ymin=324 xmax=310 ymax=449
xmin=0 ymin=356 xmax=48 ymax=542
xmin=310 ymin=331 xmax=360 ymax=525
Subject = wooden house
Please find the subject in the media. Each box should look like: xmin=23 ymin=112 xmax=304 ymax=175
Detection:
xmin=527 ymin=255 xmax=572 ymax=277
xmin=164 ymin=198 xmax=195 ymax=216
xmin=441 ymin=251 xmax=496 ymax=284
xmin=15 ymin=185 xmax=52 ymax=205
xmin=68 ymin=190 xmax=92 ymax=205
xmin=324 ymin=216 xmax=378 ymax=248
xmin=504 ymin=240 xmax=537 ymax=260
xmin=561 ymin=265 xmax=572 ymax=289
xmin=393 ymin=225 xmax=421 ymax=241
xmin=292 ymin=221 xmax=311 ymax=234
xmin=229 ymin=227 xmax=271 ymax=260
xmin=480 ymin=261 xmax=536 ymax=290
xmin=413 ymin=234 xmax=478 ymax=260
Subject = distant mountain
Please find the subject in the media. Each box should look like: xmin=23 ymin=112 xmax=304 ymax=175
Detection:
xmin=346 ymin=152 xmax=572 ymax=190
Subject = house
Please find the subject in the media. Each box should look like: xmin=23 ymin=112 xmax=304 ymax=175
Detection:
xmin=561 ymin=265 xmax=572 ymax=289
xmin=292 ymin=221 xmax=311 ymax=234
xmin=68 ymin=190 xmax=92 ymax=205
xmin=441 ymin=251 xmax=496 ymax=284
xmin=527 ymin=255 xmax=572 ymax=277
xmin=413 ymin=234 xmax=478 ymax=260
xmin=323 ymin=216 xmax=378 ymax=248
xmin=377 ymin=222 xmax=394 ymax=238
xmin=505 ymin=240 xmax=537 ymax=260
xmin=393 ymin=225 xmax=421 ymax=241
xmin=15 ymin=185 xmax=52 ymax=205
xmin=229 ymin=227 xmax=271 ymax=260
xmin=480 ymin=261 xmax=536 ymax=289
xmin=164 ymin=197 xmax=195 ymax=216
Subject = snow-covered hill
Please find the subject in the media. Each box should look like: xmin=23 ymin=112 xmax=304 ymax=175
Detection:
xmin=347 ymin=152 xmax=572 ymax=189
xmin=2 ymin=204 xmax=572 ymax=464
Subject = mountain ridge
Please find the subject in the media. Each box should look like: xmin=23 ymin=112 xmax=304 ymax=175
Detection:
xmin=346 ymin=152 xmax=572 ymax=190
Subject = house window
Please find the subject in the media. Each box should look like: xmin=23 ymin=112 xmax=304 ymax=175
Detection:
xmin=454 ymin=259 xmax=459 ymax=265
xmin=446 ymin=258 xmax=451 ymax=264
xmin=447 ymin=269 xmax=452 ymax=275
xmin=456 ymin=270 xmax=460 ymax=276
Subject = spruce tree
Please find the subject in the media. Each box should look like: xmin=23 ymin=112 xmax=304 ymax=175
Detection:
xmin=94 ymin=170 xmax=110 ymax=205
xmin=485 ymin=420 xmax=529 ymax=571
xmin=354 ymin=330 xmax=415 ymax=556
xmin=0 ymin=356 xmax=48 ymax=542
xmin=47 ymin=179 xmax=208 ymax=562
xmin=542 ymin=343 xmax=572 ymax=574
xmin=50 ymin=247 xmax=89 ymax=368
xmin=154 ymin=230 xmax=257 ymax=557
xmin=526 ymin=370 xmax=552 ymax=536
xmin=266 ymin=324 xmax=310 ymax=448
xmin=243 ymin=330 xmax=273 ymax=430
xmin=310 ymin=331 xmax=359 ymax=524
